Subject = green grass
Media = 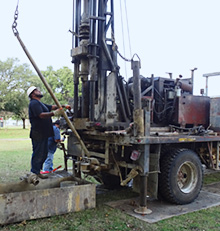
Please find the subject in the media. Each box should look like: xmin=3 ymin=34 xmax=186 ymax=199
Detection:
xmin=0 ymin=130 xmax=66 ymax=182
xmin=0 ymin=127 xmax=30 ymax=139
xmin=1 ymin=129 xmax=220 ymax=231
xmin=204 ymin=171 xmax=220 ymax=185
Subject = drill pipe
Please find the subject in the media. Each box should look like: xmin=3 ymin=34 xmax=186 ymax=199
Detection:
xmin=14 ymin=33 xmax=89 ymax=157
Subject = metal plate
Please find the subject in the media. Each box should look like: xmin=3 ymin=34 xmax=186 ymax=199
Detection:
xmin=106 ymin=189 xmax=220 ymax=223
xmin=210 ymin=97 xmax=220 ymax=132
xmin=174 ymin=95 xmax=210 ymax=127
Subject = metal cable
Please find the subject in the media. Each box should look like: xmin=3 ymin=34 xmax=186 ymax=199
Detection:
xmin=124 ymin=0 xmax=132 ymax=58
xmin=112 ymin=1 xmax=134 ymax=63
xmin=119 ymin=0 xmax=128 ymax=78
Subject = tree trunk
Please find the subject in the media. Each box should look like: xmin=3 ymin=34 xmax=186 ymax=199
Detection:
xmin=22 ymin=118 xmax=25 ymax=129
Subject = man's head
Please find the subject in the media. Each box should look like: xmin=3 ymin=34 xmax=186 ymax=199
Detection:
xmin=27 ymin=86 xmax=43 ymax=99
xmin=54 ymin=120 xmax=60 ymax=128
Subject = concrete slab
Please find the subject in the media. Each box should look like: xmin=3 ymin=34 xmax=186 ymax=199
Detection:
xmin=106 ymin=188 xmax=220 ymax=223
xmin=0 ymin=171 xmax=96 ymax=225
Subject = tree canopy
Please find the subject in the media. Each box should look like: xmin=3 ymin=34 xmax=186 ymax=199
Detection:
xmin=41 ymin=66 xmax=74 ymax=105
xmin=0 ymin=58 xmax=41 ymax=126
xmin=0 ymin=58 xmax=74 ymax=128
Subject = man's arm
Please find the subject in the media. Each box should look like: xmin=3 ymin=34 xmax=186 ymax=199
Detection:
xmin=39 ymin=104 xmax=71 ymax=118
xmin=51 ymin=105 xmax=59 ymax=110
xmin=51 ymin=105 xmax=71 ymax=110
xmin=39 ymin=105 xmax=65 ymax=119
xmin=39 ymin=112 xmax=54 ymax=119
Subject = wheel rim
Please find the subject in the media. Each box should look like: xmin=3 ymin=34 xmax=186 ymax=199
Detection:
xmin=177 ymin=161 xmax=198 ymax=193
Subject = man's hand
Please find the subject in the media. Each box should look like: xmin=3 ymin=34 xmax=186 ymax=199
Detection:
xmin=53 ymin=108 xmax=64 ymax=116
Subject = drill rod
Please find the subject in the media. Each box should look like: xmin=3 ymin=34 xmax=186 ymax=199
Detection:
xmin=14 ymin=32 xmax=89 ymax=157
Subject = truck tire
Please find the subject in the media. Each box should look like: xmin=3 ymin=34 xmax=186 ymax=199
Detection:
xmin=158 ymin=148 xmax=203 ymax=204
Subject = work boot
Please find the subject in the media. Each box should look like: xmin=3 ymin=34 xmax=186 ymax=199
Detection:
xmin=37 ymin=174 xmax=48 ymax=179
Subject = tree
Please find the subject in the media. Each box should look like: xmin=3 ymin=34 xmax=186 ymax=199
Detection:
xmin=4 ymin=93 xmax=28 ymax=129
xmin=41 ymin=66 xmax=74 ymax=105
xmin=0 ymin=58 xmax=42 ymax=128
xmin=0 ymin=59 xmax=75 ymax=129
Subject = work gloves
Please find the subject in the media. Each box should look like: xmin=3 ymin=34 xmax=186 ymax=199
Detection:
xmin=53 ymin=105 xmax=71 ymax=116
xmin=53 ymin=108 xmax=64 ymax=116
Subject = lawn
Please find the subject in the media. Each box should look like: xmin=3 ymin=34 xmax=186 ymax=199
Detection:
xmin=1 ymin=128 xmax=220 ymax=231
xmin=0 ymin=127 xmax=30 ymax=139
xmin=0 ymin=128 xmax=64 ymax=182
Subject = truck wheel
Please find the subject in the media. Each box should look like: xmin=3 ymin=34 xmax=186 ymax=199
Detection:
xmin=158 ymin=148 xmax=203 ymax=204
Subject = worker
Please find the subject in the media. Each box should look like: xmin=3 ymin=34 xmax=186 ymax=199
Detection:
xmin=27 ymin=86 xmax=69 ymax=179
xmin=43 ymin=119 xmax=61 ymax=172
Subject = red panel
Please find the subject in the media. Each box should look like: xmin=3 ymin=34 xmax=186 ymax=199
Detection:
xmin=174 ymin=95 xmax=210 ymax=127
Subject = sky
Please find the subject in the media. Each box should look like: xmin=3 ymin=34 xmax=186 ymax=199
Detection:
xmin=1 ymin=0 xmax=220 ymax=96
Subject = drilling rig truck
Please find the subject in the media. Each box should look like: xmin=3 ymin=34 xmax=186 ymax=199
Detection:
xmin=11 ymin=0 xmax=220 ymax=215
xmin=52 ymin=0 xmax=220 ymax=214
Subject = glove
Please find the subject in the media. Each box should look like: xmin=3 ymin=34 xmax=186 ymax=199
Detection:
xmin=62 ymin=105 xmax=71 ymax=110
xmin=53 ymin=108 xmax=64 ymax=116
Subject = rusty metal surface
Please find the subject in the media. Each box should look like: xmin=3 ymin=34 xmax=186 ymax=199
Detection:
xmin=0 ymin=173 xmax=96 ymax=225
xmin=81 ymin=127 xmax=220 ymax=146
xmin=174 ymin=95 xmax=210 ymax=127
xmin=130 ymin=135 xmax=220 ymax=145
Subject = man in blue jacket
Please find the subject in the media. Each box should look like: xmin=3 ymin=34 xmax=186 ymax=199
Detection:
xmin=43 ymin=120 xmax=61 ymax=172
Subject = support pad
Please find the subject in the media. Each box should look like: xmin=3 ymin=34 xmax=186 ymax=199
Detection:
xmin=134 ymin=206 xmax=152 ymax=215
xmin=106 ymin=187 xmax=220 ymax=223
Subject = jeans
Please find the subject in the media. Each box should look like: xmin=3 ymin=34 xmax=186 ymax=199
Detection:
xmin=43 ymin=151 xmax=55 ymax=172
xmin=31 ymin=138 xmax=48 ymax=174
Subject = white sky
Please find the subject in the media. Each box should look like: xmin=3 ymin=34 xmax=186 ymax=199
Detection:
xmin=1 ymin=0 xmax=220 ymax=96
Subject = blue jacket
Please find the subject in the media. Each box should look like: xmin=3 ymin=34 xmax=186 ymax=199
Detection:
xmin=48 ymin=125 xmax=60 ymax=153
